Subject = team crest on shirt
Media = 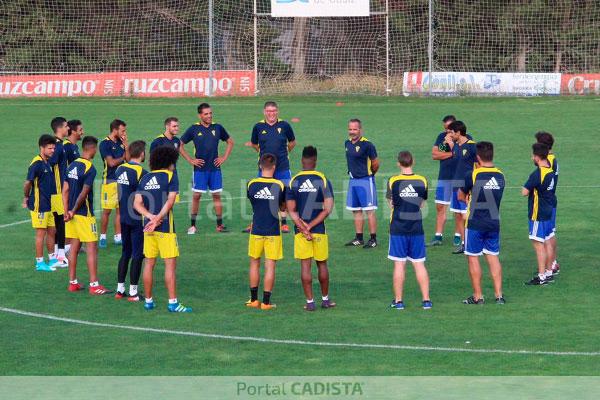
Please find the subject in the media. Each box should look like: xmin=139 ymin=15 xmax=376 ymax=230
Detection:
xmin=211 ymin=130 xmax=216 ymax=136
xmin=462 ymin=149 xmax=467 ymax=156
xmin=355 ymin=146 xmax=360 ymax=152
xmin=261 ymin=130 xmax=267 ymax=135
xmin=277 ymin=128 xmax=282 ymax=134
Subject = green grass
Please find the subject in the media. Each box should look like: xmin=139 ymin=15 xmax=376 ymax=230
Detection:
xmin=0 ymin=96 xmax=599 ymax=375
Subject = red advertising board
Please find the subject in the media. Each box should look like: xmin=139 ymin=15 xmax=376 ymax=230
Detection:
xmin=0 ymin=70 xmax=255 ymax=97
xmin=561 ymin=74 xmax=600 ymax=95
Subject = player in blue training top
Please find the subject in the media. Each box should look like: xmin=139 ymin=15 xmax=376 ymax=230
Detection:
xmin=64 ymin=119 xmax=84 ymax=166
xmin=99 ymin=119 xmax=129 ymax=248
xmin=448 ymin=120 xmax=477 ymax=255
xmin=180 ymin=103 xmax=234 ymax=234
xmin=523 ymin=143 xmax=557 ymax=286
xmin=150 ymin=117 xmax=182 ymax=205
xmin=246 ymin=153 xmax=286 ymax=311
xmin=134 ymin=146 xmax=192 ymax=313
xmin=386 ymin=151 xmax=431 ymax=310
xmin=23 ymin=134 xmax=57 ymax=272
xmin=114 ymin=140 xmax=148 ymax=302
xmin=244 ymin=101 xmax=296 ymax=233
xmin=344 ymin=118 xmax=380 ymax=249
xmin=535 ymin=131 xmax=560 ymax=275
xmin=458 ymin=141 xmax=505 ymax=305
xmin=63 ymin=136 xmax=112 ymax=296
xmin=48 ymin=117 xmax=69 ymax=268
xmin=286 ymin=146 xmax=336 ymax=311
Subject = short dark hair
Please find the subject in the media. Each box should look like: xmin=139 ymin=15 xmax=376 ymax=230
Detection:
xmin=197 ymin=103 xmax=211 ymax=114
xmin=442 ymin=115 xmax=456 ymax=123
xmin=81 ymin=136 xmax=98 ymax=149
xmin=129 ymin=140 xmax=146 ymax=159
xmin=259 ymin=153 xmax=277 ymax=169
xmin=302 ymin=146 xmax=317 ymax=159
xmin=67 ymin=119 xmax=82 ymax=136
xmin=476 ymin=141 xmax=494 ymax=162
xmin=39 ymin=134 xmax=56 ymax=147
xmin=164 ymin=117 xmax=178 ymax=126
xmin=264 ymin=101 xmax=278 ymax=109
xmin=348 ymin=118 xmax=362 ymax=128
xmin=532 ymin=143 xmax=549 ymax=160
xmin=50 ymin=117 xmax=67 ymax=133
xmin=150 ymin=146 xmax=179 ymax=170
xmin=448 ymin=120 xmax=467 ymax=136
xmin=110 ymin=119 xmax=126 ymax=132
xmin=535 ymin=131 xmax=554 ymax=149
xmin=397 ymin=151 xmax=413 ymax=167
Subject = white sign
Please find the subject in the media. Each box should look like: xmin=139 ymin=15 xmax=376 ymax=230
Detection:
xmin=402 ymin=72 xmax=561 ymax=96
xmin=271 ymin=0 xmax=370 ymax=17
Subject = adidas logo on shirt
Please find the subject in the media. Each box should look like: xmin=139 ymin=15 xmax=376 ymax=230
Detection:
xmin=399 ymin=184 xmax=418 ymax=197
xmin=298 ymin=179 xmax=317 ymax=193
xmin=483 ymin=177 xmax=501 ymax=190
xmin=254 ymin=187 xmax=275 ymax=200
xmin=144 ymin=176 xmax=160 ymax=190
xmin=117 ymin=172 xmax=130 ymax=185
xmin=67 ymin=167 xmax=78 ymax=180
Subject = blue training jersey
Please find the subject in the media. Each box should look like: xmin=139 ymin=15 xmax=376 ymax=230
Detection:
xmin=251 ymin=120 xmax=295 ymax=173
xmin=386 ymin=174 xmax=428 ymax=235
xmin=435 ymin=132 xmax=473 ymax=181
xmin=116 ymin=161 xmax=147 ymax=226
xmin=524 ymin=166 xmax=556 ymax=221
xmin=65 ymin=158 xmax=96 ymax=217
xmin=452 ymin=138 xmax=477 ymax=185
xmin=462 ymin=167 xmax=505 ymax=232
xmin=48 ymin=136 xmax=67 ymax=194
xmin=345 ymin=136 xmax=378 ymax=179
xmin=63 ymin=139 xmax=80 ymax=166
xmin=286 ymin=170 xmax=334 ymax=235
xmin=137 ymin=169 xmax=179 ymax=233
xmin=247 ymin=177 xmax=286 ymax=236
xmin=99 ymin=136 xmax=125 ymax=184
xmin=181 ymin=123 xmax=230 ymax=172
xmin=547 ymin=153 xmax=559 ymax=207
xmin=26 ymin=155 xmax=54 ymax=213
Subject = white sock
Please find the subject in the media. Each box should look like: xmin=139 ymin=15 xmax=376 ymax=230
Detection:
xmin=57 ymin=248 xmax=65 ymax=259
xmin=454 ymin=233 xmax=461 ymax=237
xmin=435 ymin=232 xmax=442 ymax=237
xmin=538 ymin=273 xmax=546 ymax=280
xmin=114 ymin=234 xmax=121 ymax=242
xmin=545 ymin=269 xmax=553 ymax=278
xmin=551 ymin=260 xmax=557 ymax=268
xmin=129 ymin=285 xmax=138 ymax=296
xmin=49 ymin=252 xmax=56 ymax=260
xmin=70 ymin=279 xmax=78 ymax=285
xmin=36 ymin=257 xmax=44 ymax=263
xmin=100 ymin=234 xmax=106 ymax=240
xmin=322 ymin=295 xmax=329 ymax=301
xmin=168 ymin=298 xmax=178 ymax=304
xmin=145 ymin=297 xmax=153 ymax=304
xmin=117 ymin=282 xmax=125 ymax=293
xmin=306 ymin=298 xmax=314 ymax=304
xmin=54 ymin=244 xmax=58 ymax=254
xmin=89 ymin=281 xmax=99 ymax=287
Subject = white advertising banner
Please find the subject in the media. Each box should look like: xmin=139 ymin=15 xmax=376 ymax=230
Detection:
xmin=402 ymin=72 xmax=561 ymax=96
xmin=271 ymin=0 xmax=370 ymax=17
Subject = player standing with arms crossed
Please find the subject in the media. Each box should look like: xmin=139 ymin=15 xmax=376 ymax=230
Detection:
xmin=287 ymin=146 xmax=336 ymax=311
xmin=180 ymin=104 xmax=234 ymax=233
xmin=99 ymin=119 xmax=129 ymax=248
xmin=458 ymin=142 xmax=505 ymax=305
xmin=244 ymin=101 xmax=296 ymax=233
xmin=23 ymin=135 xmax=57 ymax=272
xmin=344 ymin=118 xmax=380 ymax=249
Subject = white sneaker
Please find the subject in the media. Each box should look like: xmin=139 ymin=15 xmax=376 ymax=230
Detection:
xmin=187 ymin=226 xmax=197 ymax=235
xmin=50 ymin=257 xmax=69 ymax=268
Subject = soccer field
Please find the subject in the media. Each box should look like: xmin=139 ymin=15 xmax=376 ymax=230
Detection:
xmin=0 ymin=96 xmax=598 ymax=376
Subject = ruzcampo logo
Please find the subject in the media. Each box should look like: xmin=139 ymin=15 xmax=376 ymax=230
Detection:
xmin=0 ymin=80 xmax=96 ymax=96
xmin=123 ymin=77 xmax=233 ymax=96
xmin=144 ymin=176 xmax=160 ymax=190
xmin=254 ymin=187 xmax=275 ymax=200
xmin=298 ymin=179 xmax=317 ymax=192
xmin=399 ymin=184 xmax=419 ymax=197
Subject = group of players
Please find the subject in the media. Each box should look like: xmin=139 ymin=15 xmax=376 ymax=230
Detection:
xmin=23 ymin=102 xmax=559 ymax=312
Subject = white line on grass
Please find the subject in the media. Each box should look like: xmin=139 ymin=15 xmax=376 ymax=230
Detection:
xmin=1 ymin=306 xmax=599 ymax=357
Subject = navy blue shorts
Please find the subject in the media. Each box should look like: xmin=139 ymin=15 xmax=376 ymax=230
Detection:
xmin=193 ymin=170 xmax=223 ymax=193
xmin=464 ymin=228 xmax=500 ymax=256
xmin=529 ymin=220 xmax=554 ymax=242
xmin=388 ymin=234 xmax=426 ymax=262
xmin=450 ymin=188 xmax=467 ymax=214
xmin=346 ymin=176 xmax=378 ymax=211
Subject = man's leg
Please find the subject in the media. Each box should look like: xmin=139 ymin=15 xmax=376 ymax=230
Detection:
xmin=189 ymin=192 xmax=202 ymax=232
xmin=455 ymin=213 xmax=465 ymax=242
xmin=143 ymin=258 xmax=156 ymax=300
xmin=316 ymin=260 xmax=330 ymax=298
xmin=412 ymin=261 xmax=430 ymax=301
xmin=101 ymin=209 xmax=111 ymax=236
xmin=485 ymin=254 xmax=503 ymax=299
xmin=353 ymin=211 xmax=364 ymax=238
xmin=212 ymin=192 xmax=227 ymax=231
xmin=164 ymin=257 xmax=177 ymax=300
xmin=367 ymin=210 xmax=377 ymax=236
xmin=467 ymin=255 xmax=483 ymax=300
xmin=35 ymin=228 xmax=46 ymax=259
xmin=262 ymin=258 xmax=276 ymax=305
xmin=300 ymin=258 xmax=314 ymax=301
xmin=532 ymin=240 xmax=547 ymax=276
xmin=86 ymin=241 xmax=99 ymax=284
xmin=116 ymin=223 xmax=132 ymax=294
xmin=248 ymin=257 xmax=260 ymax=303
xmin=393 ymin=261 xmax=406 ymax=302
xmin=53 ymin=212 xmax=66 ymax=258
xmin=113 ymin=211 xmax=121 ymax=239
xmin=46 ymin=227 xmax=56 ymax=255
xmin=68 ymin=239 xmax=81 ymax=282
xmin=546 ymin=236 xmax=557 ymax=270
xmin=435 ymin=203 xmax=447 ymax=237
